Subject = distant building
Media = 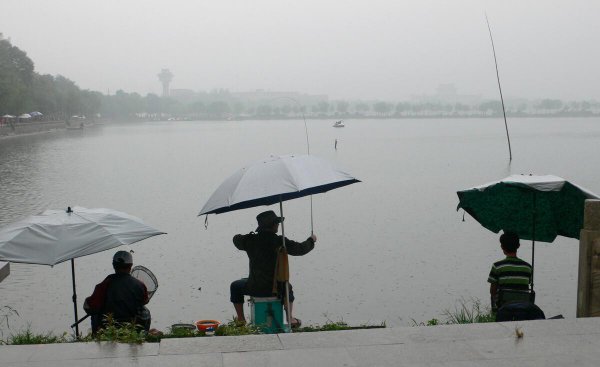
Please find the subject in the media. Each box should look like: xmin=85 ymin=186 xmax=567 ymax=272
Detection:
xmin=157 ymin=69 xmax=174 ymax=97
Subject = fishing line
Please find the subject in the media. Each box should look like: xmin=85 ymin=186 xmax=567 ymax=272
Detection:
xmin=485 ymin=13 xmax=513 ymax=162
xmin=271 ymin=96 xmax=314 ymax=234
xmin=271 ymin=96 xmax=310 ymax=155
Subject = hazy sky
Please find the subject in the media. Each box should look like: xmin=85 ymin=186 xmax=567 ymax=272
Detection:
xmin=1 ymin=0 xmax=599 ymax=101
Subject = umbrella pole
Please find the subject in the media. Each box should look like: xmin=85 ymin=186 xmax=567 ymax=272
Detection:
xmin=310 ymin=196 xmax=314 ymax=235
xmin=531 ymin=191 xmax=536 ymax=290
xmin=280 ymin=200 xmax=292 ymax=332
xmin=531 ymin=240 xmax=535 ymax=290
xmin=71 ymin=259 xmax=80 ymax=337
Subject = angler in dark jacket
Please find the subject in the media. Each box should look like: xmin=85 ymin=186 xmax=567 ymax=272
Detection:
xmin=230 ymin=210 xmax=316 ymax=327
xmin=84 ymin=251 xmax=150 ymax=333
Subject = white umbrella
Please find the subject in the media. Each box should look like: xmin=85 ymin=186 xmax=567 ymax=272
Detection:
xmin=2 ymin=114 xmax=15 ymax=118
xmin=200 ymin=154 xmax=359 ymax=215
xmin=0 ymin=206 xmax=166 ymax=335
xmin=18 ymin=113 xmax=31 ymax=119
xmin=29 ymin=111 xmax=43 ymax=117
xmin=199 ymin=154 xmax=360 ymax=330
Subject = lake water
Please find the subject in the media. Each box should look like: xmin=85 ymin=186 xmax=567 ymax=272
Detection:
xmin=1 ymin=117 xmax=599 ymax=334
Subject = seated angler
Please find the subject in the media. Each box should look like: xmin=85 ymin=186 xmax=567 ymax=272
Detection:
xmin=230 ymin=210 xmax=316 ymax=328
xmin=488 ymin=231 xmax=533 ymax=311
xmin=84 ymin=251 xmax=151 ymax=334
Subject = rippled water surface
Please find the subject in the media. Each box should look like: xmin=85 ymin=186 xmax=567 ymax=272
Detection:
xmin=1 ymin=118 xmax=599 ymax=333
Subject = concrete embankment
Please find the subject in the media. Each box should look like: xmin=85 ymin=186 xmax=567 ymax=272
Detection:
xmin=0 ymin=121 xmax=67 ymax=138
xmin=1 ymin=317 xmax=600 ymax=366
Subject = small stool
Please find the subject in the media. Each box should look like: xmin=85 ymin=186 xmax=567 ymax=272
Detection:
xmin=249 ymin=297 xmax=285 ymax=333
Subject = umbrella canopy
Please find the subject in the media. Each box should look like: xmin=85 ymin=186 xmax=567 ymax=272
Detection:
xmin=29 ymin=111 xmax=43 ymax=116
xmin=0 ymin=206 xmax=165 ymax=335
xmin=2 ymin=114 xmax=15 ymax=118
xmin=199 ymin=154 xmax=360 ymax=215
xmin=0 ymin=206 xmax=165 ymax=265
xmin=457 ymin=174 xmax=599 ymax=243
xmin=18 ymin=113 xmax=31 ymax=119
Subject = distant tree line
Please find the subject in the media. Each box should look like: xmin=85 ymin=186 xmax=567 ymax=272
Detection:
xmin=0 ymin=34 xmax=102 ymax=121
xmin=1 ymin=34 xmax=599 ymax=122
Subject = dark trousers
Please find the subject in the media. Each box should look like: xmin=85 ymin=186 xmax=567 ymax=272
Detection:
xmin=230 ymin=278 xmax=294 ymax=304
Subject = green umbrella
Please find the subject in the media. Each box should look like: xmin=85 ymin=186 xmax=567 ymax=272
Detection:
xmin=457 ymin=174 xmax=599 ymax=287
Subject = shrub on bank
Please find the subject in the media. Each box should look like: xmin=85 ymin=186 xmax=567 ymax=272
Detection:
xmin=413 ymin=298 xmax=495 ymax=326
xmin=0 ymin=316 xmax=386 ymax=345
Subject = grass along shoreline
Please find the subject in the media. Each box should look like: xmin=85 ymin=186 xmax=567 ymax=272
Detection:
xmin=1 ymin=318 xmax=386 ymax=345
xmin=1 ymin=298 xmax=493 ymax=345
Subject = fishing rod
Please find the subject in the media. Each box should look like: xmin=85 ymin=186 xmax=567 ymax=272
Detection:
xmin=272 ymin=96 xmax=311 ymax=155
xmin=485 ymin=13 xmax=513 ymax=162
xmin=271 ymin=96 xmax=313 ymax=234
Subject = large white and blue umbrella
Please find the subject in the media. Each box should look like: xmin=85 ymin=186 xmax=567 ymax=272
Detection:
xmin=0 ymin=206 xmax=166 ymax=335
xmin=199 ymin=154 xmax=360 ymax=330
xmin=200 ymin=154 xmax=360 ymax=216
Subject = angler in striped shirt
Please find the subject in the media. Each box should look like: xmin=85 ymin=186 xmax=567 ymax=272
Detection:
xmin=488 ymin=231 xmax=532 ymax=309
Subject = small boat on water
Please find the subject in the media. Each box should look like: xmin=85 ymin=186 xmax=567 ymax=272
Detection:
xmin=333 ymin=120 xmax=345 ymax=127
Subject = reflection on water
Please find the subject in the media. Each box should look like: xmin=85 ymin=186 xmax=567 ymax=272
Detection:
xmin=1 ymin=118 xmax=599 ymax=333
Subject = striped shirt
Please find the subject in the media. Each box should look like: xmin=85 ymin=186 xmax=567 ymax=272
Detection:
xmin=488 ymin=256 xmax=532 ymax=290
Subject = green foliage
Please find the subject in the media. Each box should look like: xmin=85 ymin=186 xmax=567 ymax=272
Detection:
xmin=1 ymin=314 xmax=385 ymax=345
xmin=0 ymin=36 xmax=34 ymax=114
xmin=413 ymin=298 xmax=495 ymax=326
xmin=214 ymin=320 xmax=262 ymax=336
xmin=8 ymin=328 xmax=69 ymax=345
xmin=85 ymin=315 xmax=146 ymax=344
xmin=427 ymin=318 xmax=439 ymax=326
xmin=442 ymin=298 xmax=495 ymax=324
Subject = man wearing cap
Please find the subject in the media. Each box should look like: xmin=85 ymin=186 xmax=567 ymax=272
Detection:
xmin=230 ymin=210 xmax=316 ymax=328
xmin=84 ymin=251 xmax=150 ymax=333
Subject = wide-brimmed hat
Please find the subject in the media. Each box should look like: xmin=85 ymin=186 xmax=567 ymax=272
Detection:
xmin=256 ymin=210 xmax=284 ymax=231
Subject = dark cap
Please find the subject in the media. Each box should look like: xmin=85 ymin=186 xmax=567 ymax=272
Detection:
xmin=256 ymin=210 xmax=283 ymax=231
xmin=113 ymin=250 xmax=133 ymax=265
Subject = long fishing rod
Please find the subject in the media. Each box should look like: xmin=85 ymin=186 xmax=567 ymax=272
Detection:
xmin=274 ymin=96 xmax=310 ymax=155
xmin=485 ymin=14 xmax=513 ymax=162
xmin=272 ymin=96 xmax=313 ymax=234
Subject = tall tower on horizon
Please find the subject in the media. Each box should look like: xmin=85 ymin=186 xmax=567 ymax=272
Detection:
xmin=157 ymin=69 xmax=173 ymax=97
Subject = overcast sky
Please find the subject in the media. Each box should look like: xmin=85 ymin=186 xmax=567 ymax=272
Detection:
xmin=1 ymin=0 xmax=599 ymax=101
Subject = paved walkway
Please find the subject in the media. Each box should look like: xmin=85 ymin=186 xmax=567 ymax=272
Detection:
xmin=2 ymin=317 xmax=600 ymax=366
